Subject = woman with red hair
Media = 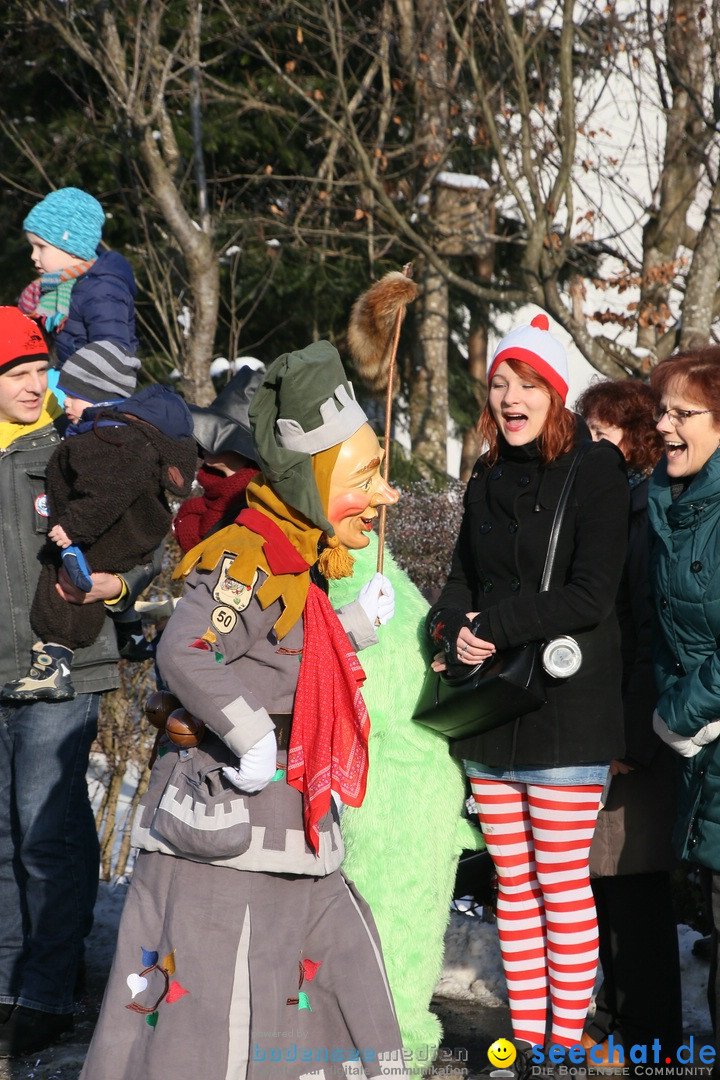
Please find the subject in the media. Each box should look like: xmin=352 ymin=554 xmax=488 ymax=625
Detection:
xmin=576 ymin=378 xmax=682 ymax=1062
xmin=427 ymin=315 xmax=629 ymax=1066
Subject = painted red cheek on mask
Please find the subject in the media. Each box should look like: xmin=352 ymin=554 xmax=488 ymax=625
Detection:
xmin=328 ymin=491 xmax=371 ymax=526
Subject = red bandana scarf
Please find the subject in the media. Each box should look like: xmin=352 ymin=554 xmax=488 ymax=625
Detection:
xmin=289 ymin=583 xmax=370 ymax=853
xmin=237 ymin=508 xmax=370 ymax=854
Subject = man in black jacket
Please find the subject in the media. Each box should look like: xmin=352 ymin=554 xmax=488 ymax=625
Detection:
xmin=0 ymin=307 xmax=160 ymax=1057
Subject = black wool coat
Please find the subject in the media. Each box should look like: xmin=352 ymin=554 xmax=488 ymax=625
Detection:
xmin=590 ymin=477 xmax=678 ymax=876
xmin=428 ymin=427 xmax=630 ymax=768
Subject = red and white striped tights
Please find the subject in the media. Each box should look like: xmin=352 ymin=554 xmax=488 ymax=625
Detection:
xmin=469 ymin=778 xmax=603 ymax=1048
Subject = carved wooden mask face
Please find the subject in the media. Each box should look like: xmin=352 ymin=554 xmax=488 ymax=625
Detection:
xmin=327 ymin=422 xmax=399 ymax=548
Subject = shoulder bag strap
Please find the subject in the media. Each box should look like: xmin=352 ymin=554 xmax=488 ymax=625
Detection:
xmin=539 ymin=440 xmax=593 ymax=593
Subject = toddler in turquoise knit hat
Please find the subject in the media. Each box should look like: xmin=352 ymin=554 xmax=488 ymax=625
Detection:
xmin=18 ymin=186 xmax=138 ymax=368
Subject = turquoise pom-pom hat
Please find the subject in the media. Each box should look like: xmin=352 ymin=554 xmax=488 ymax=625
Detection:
xmin=24 ymin=187 xmax=105 ymax=262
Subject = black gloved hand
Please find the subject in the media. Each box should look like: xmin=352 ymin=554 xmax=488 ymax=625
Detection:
xmin=427 ymin=608 xmax=472 ymax=665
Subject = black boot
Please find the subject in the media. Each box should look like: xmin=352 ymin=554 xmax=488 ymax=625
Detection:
xmin=0 ymin=1005 xmax=73 ymax=1057
xmin=693 ymin=933 xmax=712 ymax=961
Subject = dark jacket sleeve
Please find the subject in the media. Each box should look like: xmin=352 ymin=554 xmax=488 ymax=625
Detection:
xmin=615 ymin=484 xmax=660 ymax=768
xmin=75 ymin=260 xmax=136 ymax=353
xmin=472 ymin=445 xmax=629 ymax=650
xmin=112 ymin=541 xmax=165 ymax=614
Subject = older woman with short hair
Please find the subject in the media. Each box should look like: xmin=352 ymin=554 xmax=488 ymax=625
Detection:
xmin=648 ymin=346 xmax=720 ymax=1072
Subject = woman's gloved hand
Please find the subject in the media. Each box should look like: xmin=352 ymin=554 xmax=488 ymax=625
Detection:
xmin=653 ymin=708 xmax=720 ymax=758
xmin=357 ymin=573 xmax=396 ymax=625
xmin=427 ymin=608 xmax=472 ymax=663
xmin=223 ymin=731 xmax=278 ymax=792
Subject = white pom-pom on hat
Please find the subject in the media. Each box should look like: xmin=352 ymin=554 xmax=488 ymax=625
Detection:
xmin=487 ymin=312 xmax=569 ymax=403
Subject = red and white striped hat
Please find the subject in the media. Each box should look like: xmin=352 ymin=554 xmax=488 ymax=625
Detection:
xmin=487 ymin=312 xmax=569 ymax=403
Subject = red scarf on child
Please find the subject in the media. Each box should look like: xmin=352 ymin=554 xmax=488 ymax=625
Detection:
xmin=173 ymin=466 xmax=258 ymax=553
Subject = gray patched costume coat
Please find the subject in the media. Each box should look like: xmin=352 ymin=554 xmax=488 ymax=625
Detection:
xmin=79 ymin=555 xmax=408 ymax=1080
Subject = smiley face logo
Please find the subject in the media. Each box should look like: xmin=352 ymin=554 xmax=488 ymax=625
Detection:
xmin=488 ymin=1038 xmax=517 ymax=1070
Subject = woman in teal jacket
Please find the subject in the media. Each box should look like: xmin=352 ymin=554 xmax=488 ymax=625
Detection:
xmin=648 ymin=345 xmax=720 ymax=1063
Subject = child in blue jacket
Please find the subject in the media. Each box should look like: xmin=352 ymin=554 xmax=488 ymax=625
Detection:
xmin=19 ymin=186 xmax=138 ymax=367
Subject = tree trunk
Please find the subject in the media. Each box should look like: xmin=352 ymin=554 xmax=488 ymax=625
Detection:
xmin=638 ymin=0 xmax=709 ymax=355
xmin=404 ymin=0 xmax=450 ymax=472
xmin=460 ymin=316 xmax=486 ymax=482
xmin=137 ymin=129 xmax=219 ymax=405
xmin=460 ymin=230 xmax=495 ymax=481
xmin=410 ymin=262 xmax=450 ymax=474
xmin=679 ymin=177 xmax=720 ymax=351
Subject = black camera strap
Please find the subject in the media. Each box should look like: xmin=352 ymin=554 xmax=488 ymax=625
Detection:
xmin=539 ymin=440 xmax=593 ymax=593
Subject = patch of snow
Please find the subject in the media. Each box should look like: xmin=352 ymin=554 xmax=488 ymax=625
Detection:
xmin=436 ymin=172 xmax=490 ymax=191
xmin=177 ymin=305 xmax=192 ymax=338
xmin=233 ymin=356 xmax=265 ymax=372
xmin=210 ymin=356 xmax=230 ymax=377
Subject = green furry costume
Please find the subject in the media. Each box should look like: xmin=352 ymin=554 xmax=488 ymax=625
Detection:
xmin=331 ymin=533 xmax=483 ymax=1069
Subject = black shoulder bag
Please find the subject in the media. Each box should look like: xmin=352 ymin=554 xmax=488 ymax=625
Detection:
xmin=412 ymin=442 xmax=591 ymax=740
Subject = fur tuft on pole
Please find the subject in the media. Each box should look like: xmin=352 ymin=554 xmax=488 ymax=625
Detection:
xmin=346 ymin=263 xmax=416 ymax=574
xmin=347 ymin=269 xmax=419 ymax=393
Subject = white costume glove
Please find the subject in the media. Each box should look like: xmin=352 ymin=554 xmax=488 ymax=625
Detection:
xmin=357 ymin=573 xmax=395 ymax=626
xmin=653 ymin=708 xmax=720 ymax=758
xmin=223 ymin=731 xmax=277 ymax=793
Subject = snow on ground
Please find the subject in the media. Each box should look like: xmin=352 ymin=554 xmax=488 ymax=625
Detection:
xmin=437 ymin=907 xmax=713 ymax=1038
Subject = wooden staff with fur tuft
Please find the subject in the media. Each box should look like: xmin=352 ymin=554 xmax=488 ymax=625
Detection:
xmin=347 ymin=263 xmax=417 ymax=573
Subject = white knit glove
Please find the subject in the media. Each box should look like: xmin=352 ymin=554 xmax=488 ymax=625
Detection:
xmin=357 ymin=573 xmax=395 ymax=625
xmin=653 ymin=708 xmax=720 ymax=758
xmin=223 ymin=731 xmax=277 ymax=793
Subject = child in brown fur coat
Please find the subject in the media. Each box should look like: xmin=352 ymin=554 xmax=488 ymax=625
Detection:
xmin=2 ymin=385 xmax=197 ymax=703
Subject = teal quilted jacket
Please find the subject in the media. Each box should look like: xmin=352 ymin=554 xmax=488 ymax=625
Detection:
xmin=649 ymin=447 xmax=720 ymax=869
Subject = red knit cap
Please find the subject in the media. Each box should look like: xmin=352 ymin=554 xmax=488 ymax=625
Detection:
xmin=0 ymin=308 xmax=49 ymax=375
xmin=487 ymin=312 xmax=569 ymax=403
